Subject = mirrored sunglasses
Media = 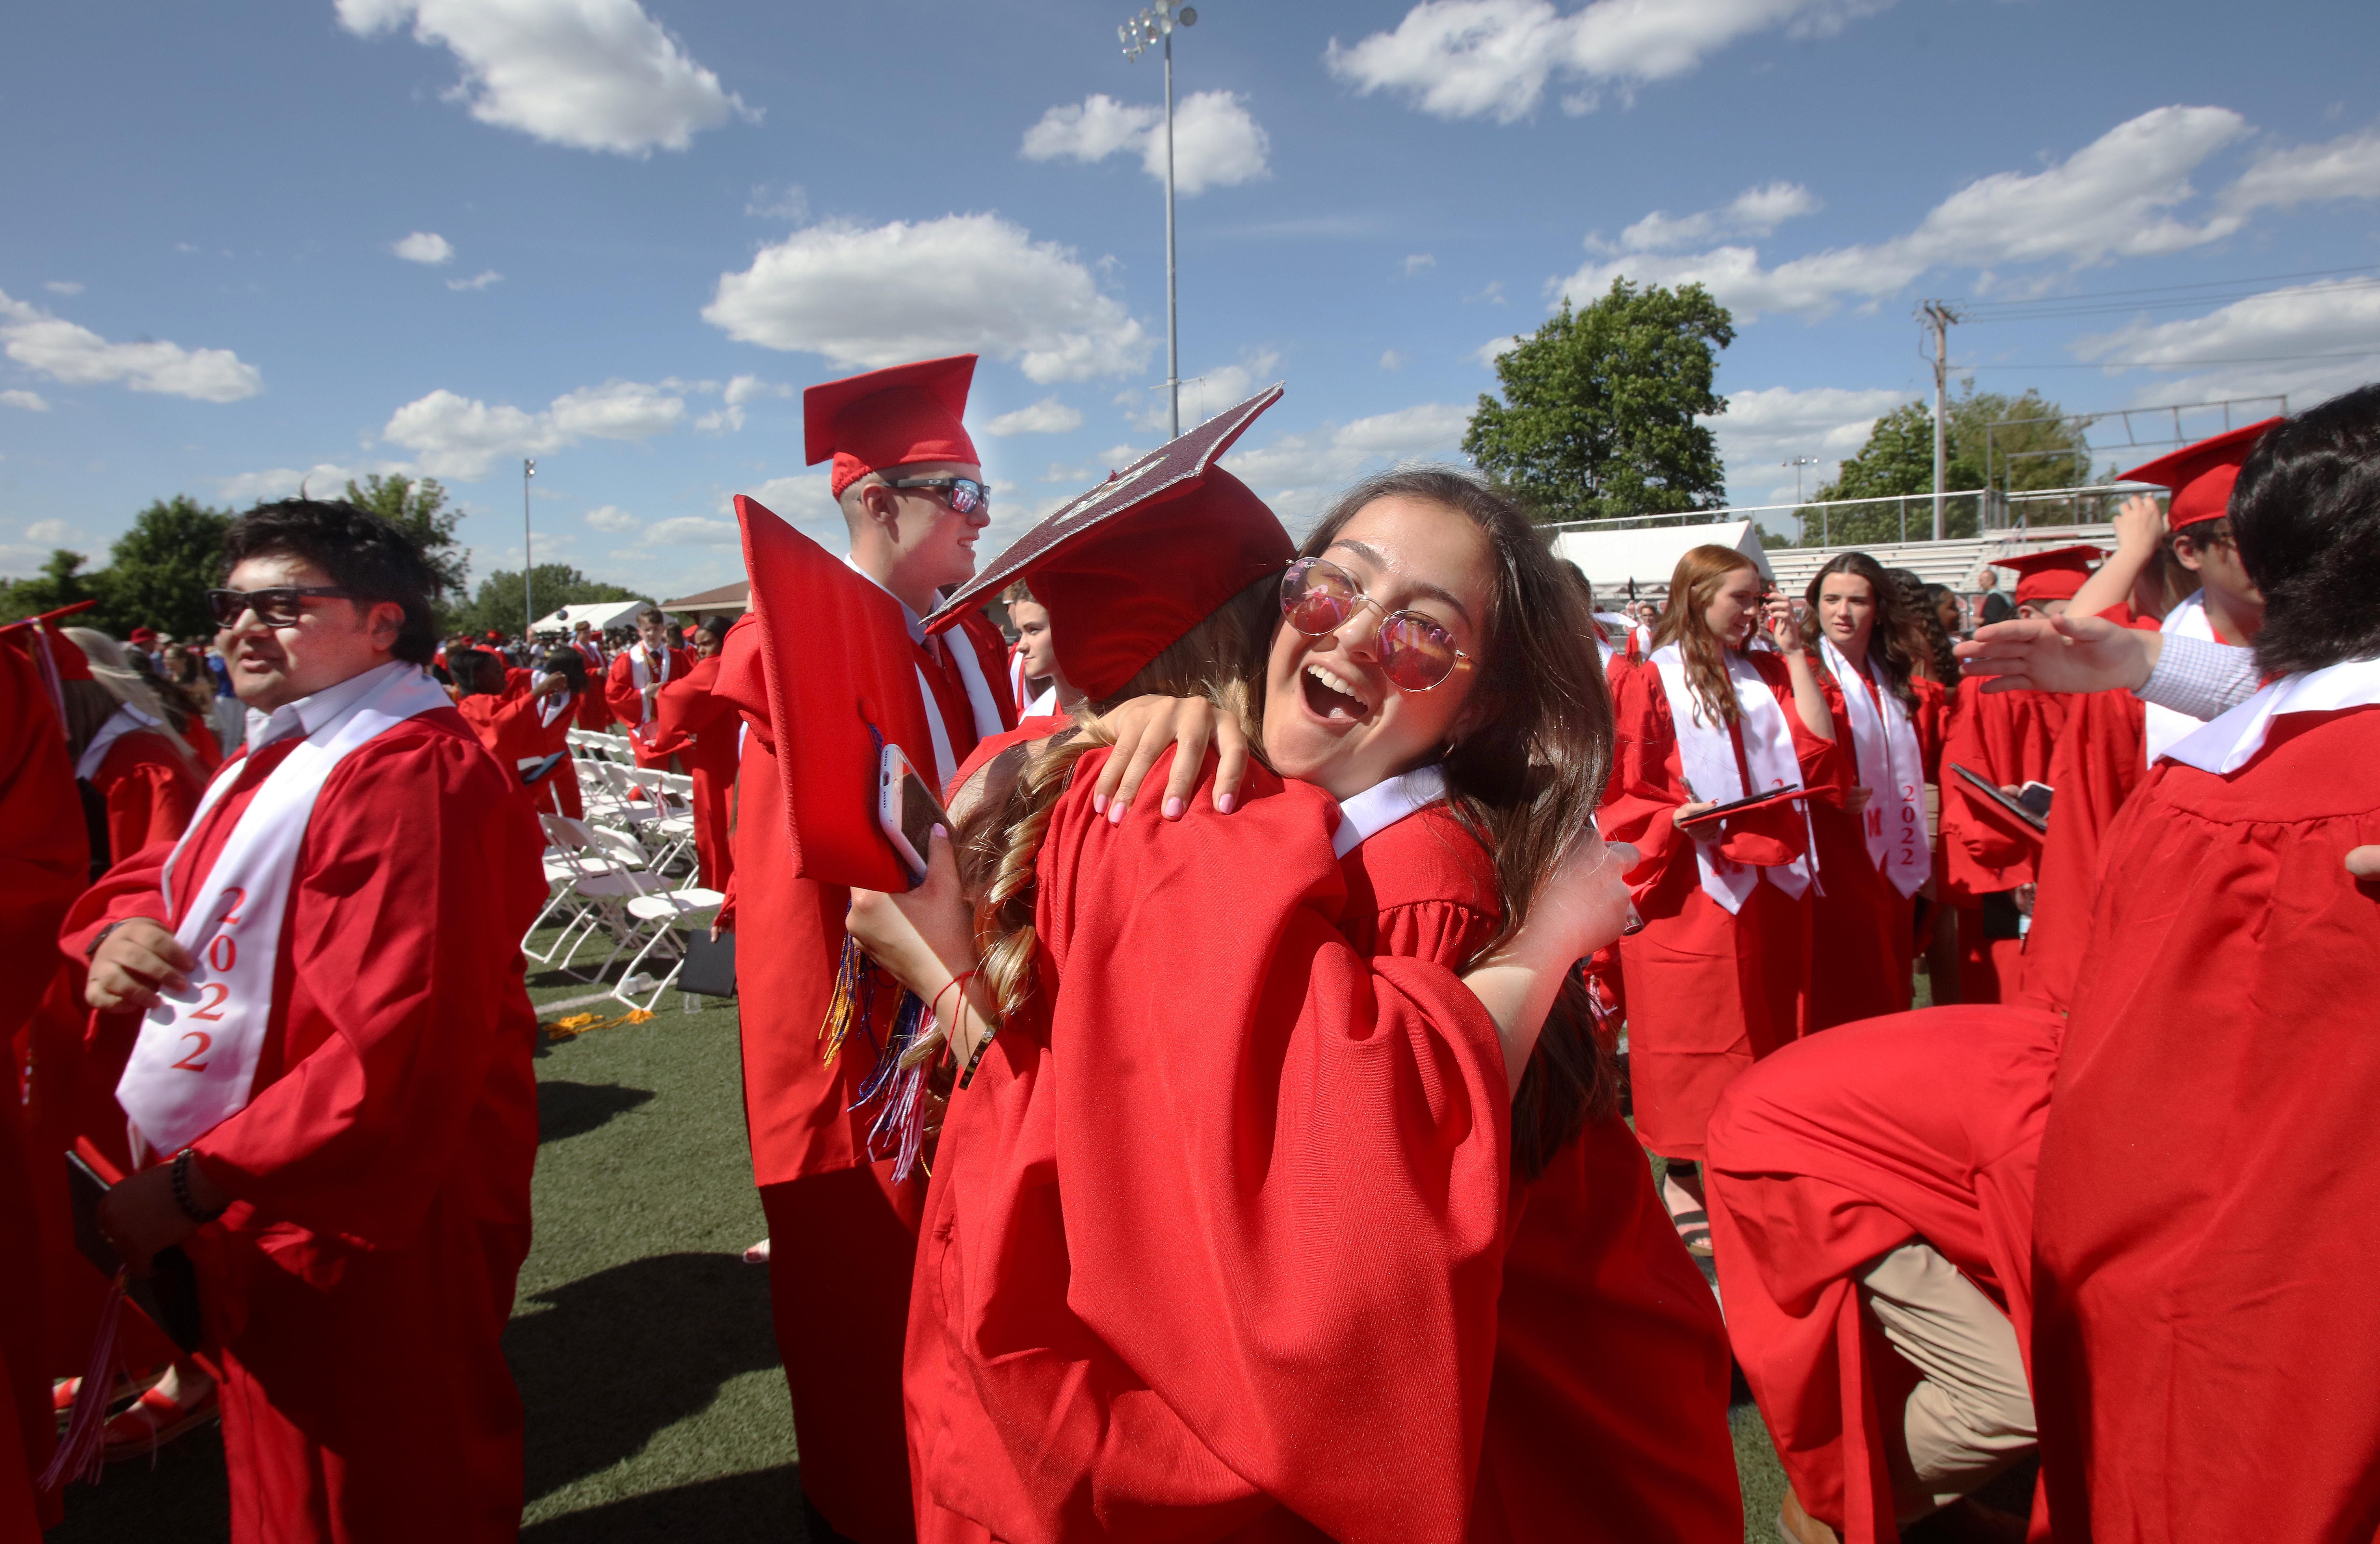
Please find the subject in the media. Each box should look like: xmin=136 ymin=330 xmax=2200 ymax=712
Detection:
xmin=1279 ymin=556 xmax=1473 ymax=692
xmin=883 ymin=476 xmax=991 ymax=516
xmin=206 ymin=585 xmax=359 ymax=628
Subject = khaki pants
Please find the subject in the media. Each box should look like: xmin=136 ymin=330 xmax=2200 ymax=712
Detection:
xmin=1860 ymin=1241 xmax=2037 ymax=1520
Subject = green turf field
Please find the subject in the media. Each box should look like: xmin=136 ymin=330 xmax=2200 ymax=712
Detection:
xmin=43 ymin=940 xmax=1978 ymax=1543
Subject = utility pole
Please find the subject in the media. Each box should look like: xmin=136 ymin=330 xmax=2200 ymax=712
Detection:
xmin=1121 ymin=3 xmax=1197 ymax=437
xmin=1783 ymin=456 xmax=1818 ymax=544
xmin=1919 ymin=300 xmax=1962 ymax=541
xmin=522 ymin=458 xmax=536 ymax=641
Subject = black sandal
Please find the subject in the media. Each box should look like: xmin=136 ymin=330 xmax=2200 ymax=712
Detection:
xmin=1669 ymin=1207 xmax=1713 ymax=1257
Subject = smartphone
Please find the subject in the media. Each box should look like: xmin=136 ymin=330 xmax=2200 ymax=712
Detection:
xmin=877 ymin=743 xmax=954 ymax=888
xmin=2018 ymin=781 xmax=2054 ymax=819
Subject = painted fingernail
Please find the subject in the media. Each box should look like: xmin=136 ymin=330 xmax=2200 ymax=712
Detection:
xmin=1091 ymin=792 xmax=1107 ymax=814
xmin=1109 ymin=800 xmax=1126 ymax=824
xmin=1216 ymin=793 xmax=1236 ymax=814
xmin=1164 ymin=797 xmax=1185 ymax=820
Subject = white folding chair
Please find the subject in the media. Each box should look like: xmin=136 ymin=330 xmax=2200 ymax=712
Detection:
xmin=605 ymin=885 xmax=729 ymax=1014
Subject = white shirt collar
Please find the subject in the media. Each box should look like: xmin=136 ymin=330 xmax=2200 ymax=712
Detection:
xmin=1332 ymin=765 xmax=1449 ymax=859
xmin=245 ymin=659 xmax=416 ymax=755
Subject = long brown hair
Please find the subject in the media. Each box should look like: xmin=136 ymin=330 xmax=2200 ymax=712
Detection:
xmin=1650 ymin=544 xmax=1760 ymax=727
xmin=1300 ymin=468 xmax=1620 ymax=1176
xmin=1801 ymin=551 xmax=1922 ymax=713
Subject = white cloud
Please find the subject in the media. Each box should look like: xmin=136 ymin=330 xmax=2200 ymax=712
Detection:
xmin=1325 ymin=0 xmax=1892 ymax=124
xmin=380 ymin=377 xmax=686 ymax=479
xmin=1 ymin=389 xmax=49 ymax=412
xmin=693 ymin=374 xmax=788 ymax=435
xmin=736 ymin=472 xmax=842 ymax=541
xmin=1556 ymin=105 xmax=2253 ymax=320
xmin=644 ymin=516 xmax=737 ymax=545
xmin=1701 ymin=385 xmax=1908 ymax=499
xmin=1380 ymin=350 xmax=1410 ymax=371
xmin=1473 ymin=334 xmax=1524 ymax=367
xmin=43 ymin=281 xmax=83 ymax=296
xmin=218 ymin=459 xmax=415 ymax=504
xmin=1404 ymin=253 xmax=1437 ymax=276
xmin=25 ymin=519 xmax=76 ymax=543
xmin=984 ymin=397 xmax=1084 ymax=436
xmin=1123 ymin=348 xmax=1281 ymax=433
xmin=1229 ymin=402 xmax=1473 ymax=525
xmin=745 ymin=182 xmax=808 ymax=222
xmin=723 ymin=373 xmax=781 ymax=407
xmin=584 ymin=504 xmax=640 ymax=532
xmin=2222 ymin=127 xmax=2380 ymax=213
xmin=447 ymin=269 xmax=503 ymax=291
xmin=703 ymin=213 xmax=1150 ymax=383
xmin=2072 ymin=278 xmax=2380 ymax=407
xmin=0 ymin=288 xmax=263 ymax=402
xmin=1021 ymin=90 xmax=1269 ymax=196
xmin=1599 ymin=179 xmax=1820 ymax=252
xmin=335 ymin=0 xmax=757 ymax=156
xmin=393 ymin=230 xmax=455 ymax=264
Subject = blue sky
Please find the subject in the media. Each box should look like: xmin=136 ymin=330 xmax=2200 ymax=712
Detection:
xmin=5 ymin=0 xmax=2377 ymax=601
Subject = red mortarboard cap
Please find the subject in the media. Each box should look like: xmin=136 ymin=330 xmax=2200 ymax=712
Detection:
xmin=803 ymin=355 xmax=980 ymax=499
xmin=734 ymin=493 xmax=938 ymax=892
xmin=925 ymin=385 xmax=1289 ymax=701
xmin=2120 ymin=417 xmax=2283 ymax=532
xmin=128 ymin=627 xmax=156 ymax=644
xmin=1992 ymin=544 xmax=2103 ymax=606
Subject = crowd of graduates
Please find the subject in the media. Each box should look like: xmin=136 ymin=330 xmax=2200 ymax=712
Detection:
xmin=1 ymin=357 xmax=2375 ymax=1544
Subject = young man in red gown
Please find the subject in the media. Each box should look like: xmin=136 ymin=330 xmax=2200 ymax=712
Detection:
xmin=603 ymin=606 xmax=690 ymax=762
xmin=713 ymin=354 xmax=1013 ymax=1543
xmin=635 ymin=620 xmax=738 ymax=890
xmin=60 ymin=500 xmax=546 ymax=1543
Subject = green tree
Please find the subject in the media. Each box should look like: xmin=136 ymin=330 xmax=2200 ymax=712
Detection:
xmin=98 ymin=496 xmax=235 ymax=637
xmin=453 ymin=564 xmax=646 ymax=639
xmin=343 ymin=473 xmax=469 ymax=602
xmin=0 ymin=549 xmax=103 ymax=624
xmin=1796 ymin=386 xmax=2091 ymax=545
xmin=1464 ymin=278 xmax=1735 ymax=525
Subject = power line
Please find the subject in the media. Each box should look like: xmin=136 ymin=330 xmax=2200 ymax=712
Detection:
xmin=1957 ymin=264 xmax=2380 ymax=315
xmin=1962 ymin=346 xmax=2380 ymax=371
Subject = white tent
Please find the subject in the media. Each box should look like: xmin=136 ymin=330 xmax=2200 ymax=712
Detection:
xmin=1550 ymin=520 xmax=1773 ymax=600
xmin=532 ymin=598 xmax=646 ymax=635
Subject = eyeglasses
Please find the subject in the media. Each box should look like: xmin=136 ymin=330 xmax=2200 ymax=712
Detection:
xmin=206 ymin=586 xmax=359 ymax=628
xmin=883 ymin=476 xmax=991 ymax=516
xmin=1280 ymin=556 xmax=1474 ymax=692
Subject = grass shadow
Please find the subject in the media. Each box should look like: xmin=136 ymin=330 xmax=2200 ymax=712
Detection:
xmin=519 ymin=1466 xmax=806 ymax=1543
xmin=537 ymin=1079 xmax=656 ymax=1145
xmin=506 ymin=1251 xmax=780 ymax=1504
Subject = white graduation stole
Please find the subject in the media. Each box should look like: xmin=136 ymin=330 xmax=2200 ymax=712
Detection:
xmin=75 ymin=703 xmax=162 ymax=780
xmin=2143 ymin=591 xmax=2217 ymax=765
xmin=116 ymin=664 xmax=457 ymax=1161
xmin=1649 ymin=643 xmax=1814 ymax=913
xmin=628 ymin=643 xmax=673 ymax=716
xmin=2160 ymin=657 xmax=2380 ymax=775
xmin=1819 ymin=637 xmax=1929 ymax=898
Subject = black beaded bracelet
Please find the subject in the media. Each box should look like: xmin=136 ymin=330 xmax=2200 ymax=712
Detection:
xmin=170 ymin=1149 xmax=228 ymax=1224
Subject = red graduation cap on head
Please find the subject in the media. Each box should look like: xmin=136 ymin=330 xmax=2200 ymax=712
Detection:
xmin=1992 ymin=544 xmax=2103 ymax=607
xmin=925 ymin=385 xmax=1291 ymax=701
xmin=804 ymin=355 xmax=980 ymax=499
xmin=2120 ymin=417 xmax=2283 ymax=532
xmin=733 ymin=493 xmax=938 ymax=893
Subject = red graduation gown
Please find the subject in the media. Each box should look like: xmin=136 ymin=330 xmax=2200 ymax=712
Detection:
xmin=1804 ymin=670 xmax=1947 ymax=1030
xmin=0 ymin=642 xmax=86 ymax=1536
xmin=641 ymin=654 xmax=740 ymax=889
xmin=88 ymin=726 xmax=205 ymax=863
xmin=1705 ymin=1006 xmax=2060 ymax=1542
xmin=604 ymin=645 xmax=691 ymax=763
xmin=907 ymin=751 xmax=1512 ymax=1544
xmin=713 ymin=608 xmax=1012 ymax=1544
xmin=1602 ymin=651 xmax=1844 ymax=1162
xmin=57 ymin=708 xmax=547 ymax=1544
xmin=2031 ymin=703 xmax=2380 ymax=1544
xmin=456 ymin=671 xmax=585 ymax=821
xmin=571 ymin=642 xmax=612 ymax=731
xmin=1937 ymin=679 xmax=2067 ymax=1003
xmin=2013 ymin=686 xmax=2142 ymax=1015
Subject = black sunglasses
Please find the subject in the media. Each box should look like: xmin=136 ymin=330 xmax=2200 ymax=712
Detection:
xmin=206 ymin=585 xmax=360 ymax=628
xmin=882 ymin=476 xmax=991 ymax=516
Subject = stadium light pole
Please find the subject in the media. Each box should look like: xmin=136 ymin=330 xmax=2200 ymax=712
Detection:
xmin=1783 ymin=456 xmax=1817 ymax=544
xmin=522 ymin=458 xmax=536 ymax=641
xmin=1121 ymin=3 xmax=1197 ymax=438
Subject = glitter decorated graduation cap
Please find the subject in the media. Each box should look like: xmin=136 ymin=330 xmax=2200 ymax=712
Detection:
xmin=2120 ymin=417 xmax=2283 ymax=532
xmin=802 ymin=354 xmax=980 ymax=499
xmin=924 ymin=385 xmax=1292 ymax=701
xmin=732 ymin=492 xmax=938 ymax=893
xmin=1991 ymin=544 xmax=2104 ymax=607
